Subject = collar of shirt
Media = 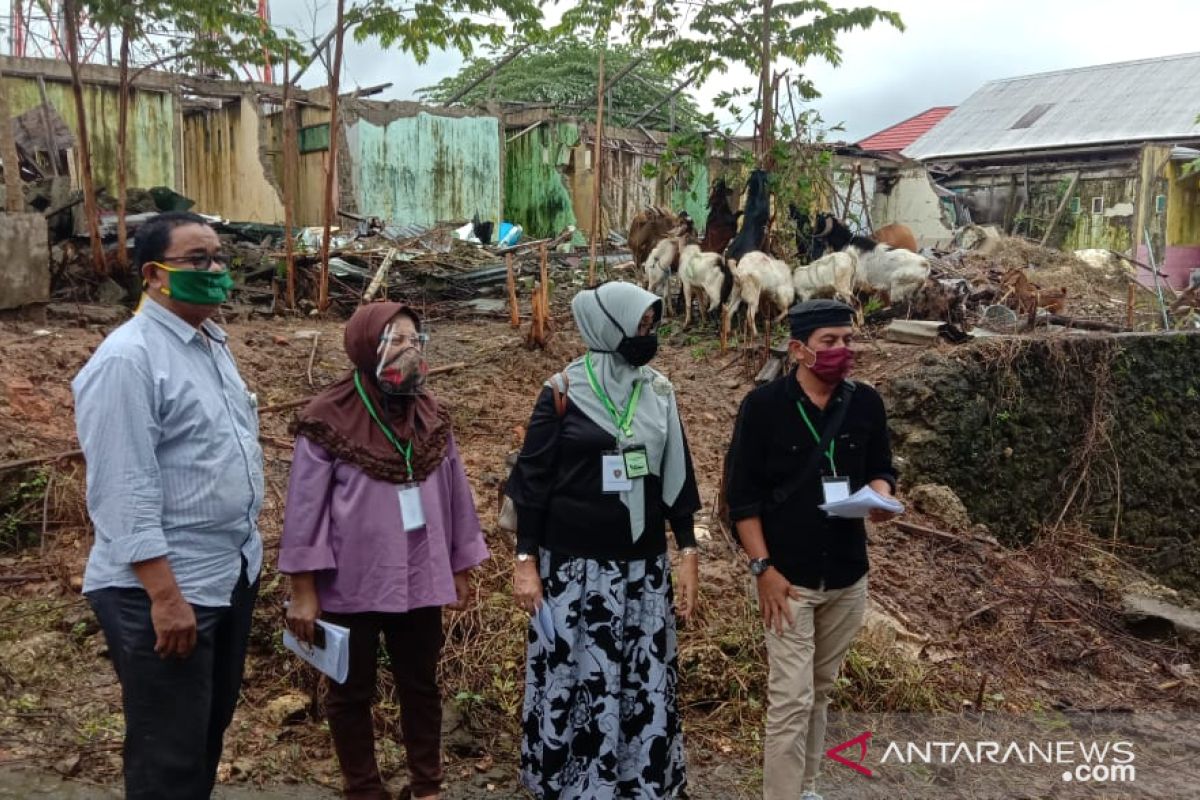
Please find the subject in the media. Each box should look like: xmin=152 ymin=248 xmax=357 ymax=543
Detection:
xmin=140 ymin=296 xmax=228 ymax=346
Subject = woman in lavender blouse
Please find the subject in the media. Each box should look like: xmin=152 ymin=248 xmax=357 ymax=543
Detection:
xmin=279 ymin=302 xmax=488 ymax=800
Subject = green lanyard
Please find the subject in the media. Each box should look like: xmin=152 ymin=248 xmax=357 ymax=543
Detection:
xmin=583 ymin=352 xmax=642 ymax=440
xmin=795 ymin=400 xmax=837 ymax=476
xmin=353 ymin=371 xmax=414 ymax=480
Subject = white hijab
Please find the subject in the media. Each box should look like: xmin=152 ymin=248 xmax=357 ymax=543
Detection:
xmin=553 ymin=282 xmax=688 ymax=541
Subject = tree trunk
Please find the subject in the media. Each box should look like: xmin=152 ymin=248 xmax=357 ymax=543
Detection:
xmin=115 ymin=25 xmax=131 ymax=272
xmin=0 ymin=68 xmax=23 ymax=212
xmin=282 ymin=47 xmax=298 ymax=310
xmin=317 ymin=0 xmax=346 ymax=312
xmin=588 ymin=41 xmax=606 ymax=288
xmin=63 ymin=0 xmax=105 ymax=275
xmin=759 ymin=0 xmax=774 ymax=168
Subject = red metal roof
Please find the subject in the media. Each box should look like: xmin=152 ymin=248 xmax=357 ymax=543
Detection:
xmin=857 ymin=107 xmax=956 ymax=153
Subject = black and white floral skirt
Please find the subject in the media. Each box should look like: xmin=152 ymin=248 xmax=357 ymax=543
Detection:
xmin=520 ymin=551 xmax=687 ymax=799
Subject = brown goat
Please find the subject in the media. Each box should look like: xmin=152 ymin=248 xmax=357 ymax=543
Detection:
xmin=628 ymin=207 xmax=682 ymax=274
xmin=873 ymin=223 xmax=918 ymax=252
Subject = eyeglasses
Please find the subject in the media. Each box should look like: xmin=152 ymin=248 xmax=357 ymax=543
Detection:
xmin=379 ymin=332 xmax=430 ymax=349
xmin=162 ymin=253 xmax=231 ymax=271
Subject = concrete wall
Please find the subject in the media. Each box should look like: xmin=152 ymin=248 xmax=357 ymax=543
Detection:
xmin=872 ymin=165 xmax=956 ymax=247
xmin=342 ymin=110 xmax=501 ymax=229
xmin=0 ymin=213 xmax=50 ymax=309
xmin=885 ymin=332 xmax=1200 ymax=594
xmin=182 ymin=96 xmax=285 ymax=222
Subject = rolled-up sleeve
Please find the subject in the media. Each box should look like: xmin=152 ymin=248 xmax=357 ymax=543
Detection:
xmin=446 ymin=435 xmax=488 ymax=573
xmin=278 ymin=435 xmax=337 ymax=573
xmin=74 ymin=355 xmax=168 ymax=564
xmin=725 ymin=392 xmax=768 ymax=522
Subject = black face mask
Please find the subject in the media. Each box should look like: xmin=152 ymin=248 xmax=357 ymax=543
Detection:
xmin=595 ymin=291 xmax=659 ymax=367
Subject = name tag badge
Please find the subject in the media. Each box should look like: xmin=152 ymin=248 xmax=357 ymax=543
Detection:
xmin=822 ymin=477 xmax=851 ymax=505
xmin=602 ymin=452 xmax=633 ymax=494
xmin=623 ymin=445 xmax=649 ymax=479
xmin=398 ymin=484 xmax=426 ymax=532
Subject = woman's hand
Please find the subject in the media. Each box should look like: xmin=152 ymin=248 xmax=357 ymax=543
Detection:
xmin=675 ymin=551 xmax=699 ymax=621
xmin=285 ymin=573 xmax=320 ymax=645
xmin=513 ymin=558 xmax=543 ymax=614
xmin=868 ymin=479 xmax=899 ymax=524
xmin=448 ymin=570 xmax=472 ymax=611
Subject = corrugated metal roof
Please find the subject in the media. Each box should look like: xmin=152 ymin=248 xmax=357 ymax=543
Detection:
xmin=857 ymin=107 xmax=955 ymax=153
xmin=904 ymin=52 xmax=1200 ymax=160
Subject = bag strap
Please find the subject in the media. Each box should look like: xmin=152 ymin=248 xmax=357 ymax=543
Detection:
xmin=764 ymin=380 xmax=857 ymax=512
xmin=551 ymin=371 xmax=570 ymax=418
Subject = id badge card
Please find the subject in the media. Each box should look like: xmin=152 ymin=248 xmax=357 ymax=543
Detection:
xmin=398 ymin=484 xmax=426 ymax=532
xmin=602 ymin=451 xmax=633 ymax=493
xmin=623 ymin=445 xmax=649 ymax=479
xmin=821 ymin=477 xmax=850 ymax=505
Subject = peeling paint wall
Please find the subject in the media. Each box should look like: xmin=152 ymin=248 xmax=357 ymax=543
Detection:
xmin=872 ymin=165 xmax=956 ymax=247
xmin=182 ymin=96 xmax=284 ymax=222
xmin=1059 ymin=178 xmax=1136 ymax=251
xmin=504 ymin=122 xmax=579 ymax=238
xmin=343 ymin=111 xmax=501 ymax=228
xmin=2 ymin=75 xmax=175 ymax=193
xmin=1166 ymin=162 xmax=1200 ymax=246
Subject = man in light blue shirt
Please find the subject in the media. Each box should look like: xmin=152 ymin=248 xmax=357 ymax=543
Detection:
xmin=74 ymin=211 xmax=264 ymax=799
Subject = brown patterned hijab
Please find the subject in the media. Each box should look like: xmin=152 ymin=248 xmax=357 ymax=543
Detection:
xmin=292 ymin=302 xmax=451 ymax=483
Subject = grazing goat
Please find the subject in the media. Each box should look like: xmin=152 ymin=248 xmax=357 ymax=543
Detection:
xmin=873 ymin=222 xmax=918 ymax=252
xmin=629 ymin=207 xmax=683 ymax=273
xmin=678 ymin=243 xmax=734 ymax=330
xmin=789 ymin=204 xmax=827 ymax=263
xmin=724 ymin=251 xmax=795 ymax=340
xmin=792 ymin=251 xmax=858 ymax=305
xmin=724 ymin=169 xmax=770 ymax=268
xmin=845 ymin=239 xmax=931 ymax=304
xmin=701 ymin=179 xmax=741 ymax=255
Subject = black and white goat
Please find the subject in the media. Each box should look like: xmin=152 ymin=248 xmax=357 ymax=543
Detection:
xmin=813 ymin=213 xmax=929 ymax=303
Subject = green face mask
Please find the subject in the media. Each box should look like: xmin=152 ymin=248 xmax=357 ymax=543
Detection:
xmin=149 ymin=262 xmax=235 ymax=305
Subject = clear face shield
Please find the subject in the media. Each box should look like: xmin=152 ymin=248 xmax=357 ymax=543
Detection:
xmin=374 ymin=322 xmax=432 ymax=396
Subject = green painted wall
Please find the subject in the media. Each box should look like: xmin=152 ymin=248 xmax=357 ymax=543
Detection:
xmin=2 ymin=76 xmax=175 ymax=192
xmin=504 ymin=122 xmax=579 ymax=239
xmin=348 ymin=111 xmax=501 ymax=227
xmin=1059 ymin=178 xmax=1136 ymax=251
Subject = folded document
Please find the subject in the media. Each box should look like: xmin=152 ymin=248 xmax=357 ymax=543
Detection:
xmin=819 ymin=486 xmax=905 ymax=519
xmin=283 ymin=620 xmax=350 ymax=684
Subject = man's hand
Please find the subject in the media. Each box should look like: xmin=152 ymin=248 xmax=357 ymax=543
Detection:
xmin=675 ymin=553 xmax=699 ymax=621
xmin=448 ymin=570 xmax=472 ymax=611
xmin=756 ymin=568 xmax=799 ymax=636
xmin=285 ymin=573 xmax=320 ymax=645
xmin=132 ymin=557 xmax=197 ymax=658
xmin=513 ymin=558 xmax=543 ymax=614
xmin=868 ymin=479 xmax=898 ymax=524
xmin=149 ymin=589 xmax=197 ymax=658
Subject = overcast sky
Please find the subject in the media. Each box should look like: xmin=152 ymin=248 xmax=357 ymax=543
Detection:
xmin=271 ymin=0 xmax=1199 ymax=142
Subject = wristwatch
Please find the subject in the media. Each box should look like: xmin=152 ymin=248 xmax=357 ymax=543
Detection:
xmin=748 ymin=557 xmax=772 ymax=577
xmin=515 ymin=552 xmax=536 ymax=562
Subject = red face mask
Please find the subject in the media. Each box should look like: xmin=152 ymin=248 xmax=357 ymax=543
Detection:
xmin=804 ymin=346 xmax=855 ymax=384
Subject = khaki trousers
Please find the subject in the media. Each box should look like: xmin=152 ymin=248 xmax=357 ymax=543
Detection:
xmin=762 ymin=576 xmax=867 ymax=800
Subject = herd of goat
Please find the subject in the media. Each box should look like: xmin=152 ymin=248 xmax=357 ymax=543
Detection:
xmin=629 ymin=170 xmax=932 ymax=341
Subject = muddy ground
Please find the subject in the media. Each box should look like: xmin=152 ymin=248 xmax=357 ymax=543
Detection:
xmin=1 ymin=292 xmax=1198 ymax=798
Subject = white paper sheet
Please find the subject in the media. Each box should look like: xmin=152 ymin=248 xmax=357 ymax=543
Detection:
xmin=283 ymin=620 xmax=351 ymax=684
xmin=818 ymin=486 xmax=905 ymax=519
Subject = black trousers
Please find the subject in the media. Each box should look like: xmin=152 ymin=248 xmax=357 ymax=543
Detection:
xmin=88 ymin=565 xmax=258 ymax=800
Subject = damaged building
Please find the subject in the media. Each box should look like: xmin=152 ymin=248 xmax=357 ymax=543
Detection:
xmin=902 ymin=52 xmax=1200 ymax=288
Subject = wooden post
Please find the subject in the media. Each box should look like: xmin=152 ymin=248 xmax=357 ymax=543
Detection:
xmin=0 ymin=69 xmax=24 ymax=212
xmin=759 ymin=0 xmax=774 ymax=168
xmin=1126 ymin=281 xmax=1135 ymax=330
xmin=540 ymin=242 xmax=549 ymax=312
xmin=506 ymin=252 xmax=519 ymax=328
xmin=35 ymin=76 xmax=59 ymax=177
xmin=317 ymin=0 xmax=346 ymax=312
xmin=588 ymin=41 xmax=607 ymax=288
xmin=115 ymin=25 xmax=131 ymax=271
xmin=282 ymin=48 xmax=298 ymax=310
xmin=63 ymin=0 xmax=105 ymax=275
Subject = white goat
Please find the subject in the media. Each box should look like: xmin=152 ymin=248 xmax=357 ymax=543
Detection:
xmin=643 ymin=236 xmax=679 ymax=315
xmin=678 ymin=243 xmax=731 ymax=329
xmin=793 ymin=250 xmax=858 ymax=305
xmin=846 ymin=242 xmax=930 ymax=303
xmin=724 ymin=251 xmax=795 ymax=340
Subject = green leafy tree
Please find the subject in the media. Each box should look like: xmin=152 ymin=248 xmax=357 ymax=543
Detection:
xmin=347 ymin=0 xmax=544 ymax=60
xmin=417 ymin=39 xmax=706 ymax=129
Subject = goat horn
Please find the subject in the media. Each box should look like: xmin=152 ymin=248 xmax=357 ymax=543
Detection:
xmin=818 ymin=217 xmax=834 ymax=237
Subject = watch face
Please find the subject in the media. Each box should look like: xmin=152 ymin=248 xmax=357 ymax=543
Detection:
xmin=750 ymin=559 xmax=769 ymax=576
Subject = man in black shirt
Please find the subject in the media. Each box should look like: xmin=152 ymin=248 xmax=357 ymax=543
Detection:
xmin=725 ymin=299 xmax=898 ymax=800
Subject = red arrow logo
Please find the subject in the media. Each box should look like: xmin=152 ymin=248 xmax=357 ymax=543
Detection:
xmin=825 ymin=731 xmax=873 ymax=777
